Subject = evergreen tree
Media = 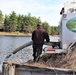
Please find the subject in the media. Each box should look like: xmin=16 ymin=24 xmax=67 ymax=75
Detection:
xmin=9 ymin=11 xmax=17 ymax=32
xmin=0 ymin=10 xmax=4 ymax=29
xmin=4 ymin=15 xmax=10 ymax=31
xmin=17 ymin=14 xmax=24 ymax=31
xmin=42 ymin=22 xmax=51 ymax=34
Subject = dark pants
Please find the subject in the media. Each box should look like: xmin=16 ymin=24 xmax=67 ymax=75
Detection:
xmin=33 ymin=44 xmax=43 ymax=62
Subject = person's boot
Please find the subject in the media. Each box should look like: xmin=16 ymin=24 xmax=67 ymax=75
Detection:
xmin=33 ymin=56 xmax=36 ymax=62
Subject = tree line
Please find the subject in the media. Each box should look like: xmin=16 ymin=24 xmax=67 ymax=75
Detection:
xmin=0 ymin=10 xmax=59 ymax=35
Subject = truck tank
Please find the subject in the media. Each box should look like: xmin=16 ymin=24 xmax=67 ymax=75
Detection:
xmin=59 ymin=2 xmax=76 ymax=53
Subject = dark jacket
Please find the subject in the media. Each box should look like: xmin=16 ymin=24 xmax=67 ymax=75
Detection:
xmin=32 ymin=26 xmax=50 ymax=45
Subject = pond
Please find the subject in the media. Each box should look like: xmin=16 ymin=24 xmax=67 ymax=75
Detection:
xmin=0 ymin=36 xmax=59 ymax=71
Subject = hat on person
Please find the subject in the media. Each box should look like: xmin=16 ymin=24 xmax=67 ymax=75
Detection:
xmin=37 ymin=24 xmax=42 ymax=27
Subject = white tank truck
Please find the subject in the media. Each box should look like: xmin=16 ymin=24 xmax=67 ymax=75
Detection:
xmin=4 ymin=2 xmax=76 ymax=59
xmin=58 ymin=2 xmax=76 ymax=54
xmin=44 ymin=2 xmax=76 ymax=54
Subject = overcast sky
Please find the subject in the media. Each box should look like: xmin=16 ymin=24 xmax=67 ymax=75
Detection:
xmin=0 ymin=0 xmax=76 ymax=26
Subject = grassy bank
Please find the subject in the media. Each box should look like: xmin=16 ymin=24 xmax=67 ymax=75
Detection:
xmin=0 ymin=32 xmax=32 ymax=36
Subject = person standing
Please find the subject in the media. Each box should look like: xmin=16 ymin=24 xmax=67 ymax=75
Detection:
xmin=32 ymin=24 xmax=50 ymax=62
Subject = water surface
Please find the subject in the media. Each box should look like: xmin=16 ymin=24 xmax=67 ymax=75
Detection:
xmin=0 ymin=36 xmax=59 ymax=71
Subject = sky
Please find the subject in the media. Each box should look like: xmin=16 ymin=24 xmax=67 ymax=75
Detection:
xmin=0 ymin=0 xmax=76 ymax=26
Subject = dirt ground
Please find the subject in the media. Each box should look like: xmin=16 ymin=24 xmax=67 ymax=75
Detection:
xmin=27 ymin=45 xmax=76 ymax=70
xmin=41 ymin=45 xmax=76 ymax=70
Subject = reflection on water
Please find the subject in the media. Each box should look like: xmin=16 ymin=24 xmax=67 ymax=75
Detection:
xmin=0 ymin=35 xmax=59 ymax=71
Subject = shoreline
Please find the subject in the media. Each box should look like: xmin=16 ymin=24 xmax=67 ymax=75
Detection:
xmin=0 ymin=32 xmax=58 ymax=36
xmin=0 ymin=32 xmax=32 ymax=36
